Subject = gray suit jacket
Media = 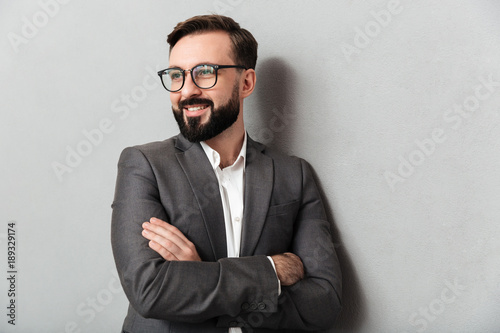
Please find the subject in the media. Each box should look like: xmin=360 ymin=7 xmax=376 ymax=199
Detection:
xmin=111 ymin=134 xmax=341 ymax=332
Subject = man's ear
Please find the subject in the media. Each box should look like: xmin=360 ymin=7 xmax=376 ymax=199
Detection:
xmin=240 ymin=69 xmax=256 ymax=99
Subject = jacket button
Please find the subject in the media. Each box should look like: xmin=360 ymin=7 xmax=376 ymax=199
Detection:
xmin=250 ymin=302 xmax=258 ymax=310
xmin=258 ymin=302 xmax=266 ymax=310
xmin=241 ymin=302 xmax=250 ymax=311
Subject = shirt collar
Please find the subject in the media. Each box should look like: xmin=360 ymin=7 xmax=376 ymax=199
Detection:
xmin=200 ymin=132 xmax=247 ymax=171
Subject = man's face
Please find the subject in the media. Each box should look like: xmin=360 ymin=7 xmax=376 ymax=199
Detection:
xmin=169 ymin=31 xmax=242 ymax=142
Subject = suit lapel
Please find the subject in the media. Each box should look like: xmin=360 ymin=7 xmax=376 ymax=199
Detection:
xmin=240 ymin=137 xmax=274 ymax=256
xmin=175 ymin=135 xmax=227 ymax=260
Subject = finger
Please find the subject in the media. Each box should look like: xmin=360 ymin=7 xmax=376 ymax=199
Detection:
xmin=145 ymin=219 xmax=194 ymax=253
xmin=143 ymin=221 xmax=186 ymax=246
xmin=149 ymin=217 xmax=192 ymax=244
xmin=142 ymin=227 xmax=184 ymax=258
xmin=143 ymin=218 xmax=201 ymax=261
xmin=148 ymin=240 xmax=179 ymax=261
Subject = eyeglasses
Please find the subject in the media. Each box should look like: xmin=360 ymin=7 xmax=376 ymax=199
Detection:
xmin=157 ymin=64 xmax=247 ymax=92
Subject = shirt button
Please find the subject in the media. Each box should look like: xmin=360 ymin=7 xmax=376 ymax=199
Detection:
xmin=234 ymin=217 xmax=241 ymax=222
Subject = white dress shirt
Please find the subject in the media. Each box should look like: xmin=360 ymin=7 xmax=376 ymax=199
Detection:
xmin=200 ymin=135 xmax=246 ymax=259
xmin=200 ymin=134 xmax=278 ymax=332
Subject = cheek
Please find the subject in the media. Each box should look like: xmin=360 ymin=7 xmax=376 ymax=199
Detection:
xmin=210 ymin=96 xmax=226 ymax=110
xmin=170 ymin=94 xmax=181 ymax=108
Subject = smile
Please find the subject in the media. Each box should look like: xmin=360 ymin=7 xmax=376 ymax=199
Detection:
xmin=187 ymin=106 xmax=205 ymax=111
xmin=184 ymin=104 xmax=209 ymax=117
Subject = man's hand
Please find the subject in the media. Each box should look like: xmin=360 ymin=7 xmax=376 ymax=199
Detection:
xmin=271 ymin=252 xmax=304 ymax=286
xmin=142 ymin=217 xmax=201 ymax=261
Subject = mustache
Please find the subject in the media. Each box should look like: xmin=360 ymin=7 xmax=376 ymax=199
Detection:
xmin=177 ymin=98 xmax=214 ymax=111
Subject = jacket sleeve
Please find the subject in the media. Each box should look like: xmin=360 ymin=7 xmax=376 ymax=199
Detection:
xmin=111 ymin=146 xmax=280 ymax=323
xmin=217 ymin=159 xmax=342 ymax=331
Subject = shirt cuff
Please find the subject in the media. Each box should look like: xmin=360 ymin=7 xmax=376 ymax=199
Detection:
xmin=267 ymin=256 xmax=281 ymax=296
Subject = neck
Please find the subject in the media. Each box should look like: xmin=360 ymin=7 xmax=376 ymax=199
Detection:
xmin=204 ymin=117 xmax=245 ymax=168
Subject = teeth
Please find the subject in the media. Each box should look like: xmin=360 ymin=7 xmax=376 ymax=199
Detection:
xmin=186 ymin=106 xmax=206 ymax=111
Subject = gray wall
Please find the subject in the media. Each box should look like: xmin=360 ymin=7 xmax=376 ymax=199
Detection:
xmin=2 ymin=0 xmax=500 ymax=332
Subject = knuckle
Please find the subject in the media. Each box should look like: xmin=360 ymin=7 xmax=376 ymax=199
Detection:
xmin=163 ymin=239 xmax=173 ymax=249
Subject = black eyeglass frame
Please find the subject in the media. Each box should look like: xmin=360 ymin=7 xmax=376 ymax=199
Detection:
xmin=157 ymin=64 xmax=248 ymax=92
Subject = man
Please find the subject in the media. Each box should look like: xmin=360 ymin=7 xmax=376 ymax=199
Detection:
xmin=111 ymin=14 xmax=341 ymax=332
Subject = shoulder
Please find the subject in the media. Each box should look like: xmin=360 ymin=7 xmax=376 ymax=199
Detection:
xmin=117 ymin=135 xmax=184 ymax=165
xmin=248 ymin=136 xmax=311 ymax=173
xmin=131 ymin=135 xmax=178 ymax=153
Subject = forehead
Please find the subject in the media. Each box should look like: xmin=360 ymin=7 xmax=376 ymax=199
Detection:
xmin=169 ymin=31 xmax=234 ymax=67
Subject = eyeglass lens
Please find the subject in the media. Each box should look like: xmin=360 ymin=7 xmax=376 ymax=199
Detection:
xmin=163 ymin=65 xmax=216 ymax=91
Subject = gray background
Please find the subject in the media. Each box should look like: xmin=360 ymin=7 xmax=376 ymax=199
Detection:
xmin=2 ymin=0 xmax=500 ymax=332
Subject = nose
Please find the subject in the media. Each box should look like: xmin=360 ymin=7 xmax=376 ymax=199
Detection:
xmin=180 ymin=70 xmax=202 ymax=99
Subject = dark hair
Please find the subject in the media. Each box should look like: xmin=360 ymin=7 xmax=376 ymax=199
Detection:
xmin=167 ymin=15 xmax=258 ymax=69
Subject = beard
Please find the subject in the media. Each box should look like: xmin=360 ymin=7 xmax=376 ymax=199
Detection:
xmin=172 ymin=85 xmax=240 ymax=142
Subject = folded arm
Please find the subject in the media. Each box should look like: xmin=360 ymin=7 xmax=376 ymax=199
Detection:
xmin=111 ymin=147 xmax=280 ymax=323
xmin=142 ymin=217 xmax=304 ymax=286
